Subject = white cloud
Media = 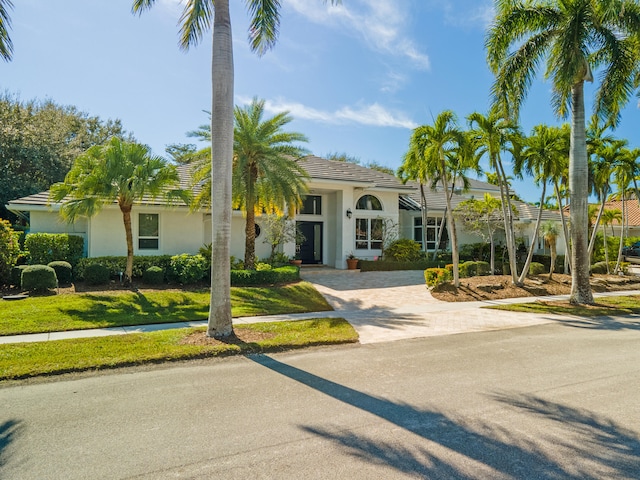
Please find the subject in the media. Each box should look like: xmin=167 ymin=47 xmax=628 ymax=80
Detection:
xmin=284 ymin=0 xmax=430 ymax=70
xmin=237 ymin=95 xmax=417 ymax=129
xmin=438 ymin=1 xmax=495 ymax=29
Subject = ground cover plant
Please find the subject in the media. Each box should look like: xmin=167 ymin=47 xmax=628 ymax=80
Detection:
xmin=0 ymin=318 xmax=358 ymax=380
xmin=0 ymin=282 xmax=332 ymax=336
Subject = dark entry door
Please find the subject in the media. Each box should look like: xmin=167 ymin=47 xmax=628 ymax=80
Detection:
xmin=297 ymin=221 xmax=323 ymax=264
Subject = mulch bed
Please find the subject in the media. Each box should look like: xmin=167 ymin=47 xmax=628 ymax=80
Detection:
xmin=431 ymin=274 xmax=640 ymax=302
xmin=180 ymin=329 xmax=276 ymax=346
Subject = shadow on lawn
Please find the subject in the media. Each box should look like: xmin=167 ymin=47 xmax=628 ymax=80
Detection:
xmin=57 ymin=291 xmax=208 ymax=326
xmin=250 ymin=354 xmax=640 ymax=478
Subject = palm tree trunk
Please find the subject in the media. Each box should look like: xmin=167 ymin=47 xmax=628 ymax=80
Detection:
xmin=440 ymin=158 xmax=459 ymax=287
xmin=614 ymin=195 xmax=626 ymax=274
xmin=549 ymin=238 xmax=556 ymax=280
xmin=120 ymin=204 xmax=134 ymax=285
xmin=208 ymin=0 xmax=234 ymax=338
xmin=554 ymin=181 xmax=571 ymax=274
xmin=419 ymin=182 xmax=428 ymax=252
xmin=495 ymin=157 xmax=519 ymax=284
xmin=568 ymin=82 xmax=594 ymax=304
xmin=518 ymin=182 xmax=546 ymax=283
xmin=244 ymin=180 xmax=257 ymax=270
xmin=602 ymin=224 xmax=610 ymax=274
xmin=588 ymin=192 xmax=606 ymax=260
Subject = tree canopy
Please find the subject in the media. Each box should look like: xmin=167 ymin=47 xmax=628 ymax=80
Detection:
xmin=0 ymin=93 xmax=130 ymax=221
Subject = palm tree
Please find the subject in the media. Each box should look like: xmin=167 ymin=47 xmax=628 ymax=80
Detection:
xmin=233 ymin=98 xmax=309 ymax=270
xmin=600 ymin=208 xmax=622 ymax=273
xmin=514 ymin=124 xmax=565 ymax=283
xmin=132 ymin=0 xmax=341 ymax=338
xmin=486 ymin=0 xmax=640 ymax=304
xmin=468 ymin=110 xmax=521 ymax=284
xmin=540 ymin=221 xmax=559 ymax=280
xmin=50 ymin=137 xmax=188 ymax=284
xmin=403 ymin=111 xmax=467 ymax=287
xmin=0 ymin=0 xmax=12 ymax=61
xmin=612 ymin=149 xmax=636 ymax=272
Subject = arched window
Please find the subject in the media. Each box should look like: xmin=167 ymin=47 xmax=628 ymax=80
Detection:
xmin=356 ymin=195 xmax=382 ymax=211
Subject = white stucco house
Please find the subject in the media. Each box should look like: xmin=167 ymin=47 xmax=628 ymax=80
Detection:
xmin=6 ymin=155 xmax=567 ymax=268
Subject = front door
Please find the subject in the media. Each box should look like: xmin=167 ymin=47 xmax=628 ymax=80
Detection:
xmin=296 ymin=221 xmax=323 ymax=264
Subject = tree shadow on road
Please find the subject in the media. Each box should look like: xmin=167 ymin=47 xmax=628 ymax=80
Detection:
xmin=0 ymin=420 xmax=22 ymax=469
xmin=250 ymin=354 xmax=640 ymax=478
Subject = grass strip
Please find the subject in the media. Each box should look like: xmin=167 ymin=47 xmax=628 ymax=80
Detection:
xmin=486 ymin=295 xmax=640 ymax=317
xmin=0 ymin=318 xmax=358 ymax=380
xmin=0 ymin=282 xmax=332 ymax=336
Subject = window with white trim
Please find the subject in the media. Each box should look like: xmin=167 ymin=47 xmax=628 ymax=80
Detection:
xmin=139 ymin=213 xmax=159 ymax=250
xmin=355 ymin=218 xmax=383 ymax=250
xmin=414 ymin=216 xmax=447 ymax=250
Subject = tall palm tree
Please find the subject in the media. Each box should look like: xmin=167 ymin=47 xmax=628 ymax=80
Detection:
xmin=468 ymin=110 xmax=521 ymax=284
xmin=612 ymin=148 xmax=636 ymax=272
xmin=132 ymin=0 xmax=341 ymax=338
xmin=403 ymin=111 xmax=467 ymax=287
xmin=486 ymin=0 xmax=640 ymax=304
xmin=233 ymin=98 xmax=309 ymax=270
xmin=50 ymin=137 xmax=188 ymax=284
xmin=0 ymin=0 xmax=12 ymax=61
xmin=514 ymin=124 xmax=565 ymax=283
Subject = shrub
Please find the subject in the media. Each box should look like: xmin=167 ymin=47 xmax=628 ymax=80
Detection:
xmin=230 ymin=256 xmax=245 ymax=270
xmin=0 ymin=219 xmax=20 ymax=286
xmin=459 ymin=242 xmax=489 ymax=262
xmin=230 ymin=266 xmax=299 ymax=286
xmin=143 ymin=266 xmax=165 ymax=285
xmin=21 ymin=265 xmax=58 ymax=292
xmin=383 ymin=239 xmax=423 ymax=262
xmin=459 ymin=261 xmax=477 ymax=278
xmin=10 ymin=265 xmax=28 ymax=288
xmin=475 ymin=261 xmax=490 ymax=276
xmin=75 ymin=255 xmax=173 ymax=280
xmin=529 ymin=262 xmax=546 ymax=275
xmin=424 ymin=268 xmax=452 ymax=288
xmin=359 ymin=259 xmax=441 ymax=272
xmin=47 ymin=261 xmax=73 ymax=284
xmin=84 ymin=264 xmax=110 ymax=285
xmin=169 ymin=254 xmax=207 ymax=284
xmin=591 ymin=261 xmax=629 ymax=275
xmin=24 ymin=233 xmax=84 ymax=267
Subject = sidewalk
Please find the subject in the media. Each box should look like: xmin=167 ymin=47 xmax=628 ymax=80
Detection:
xmin=2 ymin=269 xmax=639 ymax=345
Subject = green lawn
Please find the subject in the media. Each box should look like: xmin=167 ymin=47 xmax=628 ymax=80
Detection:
xmin=486 ymin=295 xmax=640 ymax=317
xmin=0 ymin=319 xmax=358 ymax=380
xmin=0 ymin=282 xmax=332 ymax=336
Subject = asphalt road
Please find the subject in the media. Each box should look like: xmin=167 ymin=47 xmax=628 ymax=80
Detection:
xmin=1 ymin=321 xmax=640 ymax=479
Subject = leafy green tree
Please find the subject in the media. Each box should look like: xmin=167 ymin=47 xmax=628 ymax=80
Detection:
xmin=232 ymin=98 xmax=309 ymax=270
xmin=50 ymin=138 xmax=188 ymax=284
xmin=0 ymin=218 xmax=19 ymax=285
xmin=600 ymin=208 xmax=622 ymax=273
xmin=403 ymin=111 xmax=469 ymax=287
xmin=454 ymin=193 xmax=505 ymax=274
xmin=487 ymin=0 xmax=640 ymax=304
xmin=0 ymin=0 xmax=12 ymax=61
xmin=132 ymin=0 xmax=341 ymax=339
xmin=0 ymin=94 xmax=130 ymax=221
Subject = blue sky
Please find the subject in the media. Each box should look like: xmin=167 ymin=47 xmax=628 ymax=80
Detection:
xmin=2 ymin=0 xmax=639 ymax=203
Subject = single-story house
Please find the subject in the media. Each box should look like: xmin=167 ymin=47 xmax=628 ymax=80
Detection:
xmin=594 ymin=198 xmax=640 ymax=239
xmin=6 ymin=155 xmax=566 ymax=268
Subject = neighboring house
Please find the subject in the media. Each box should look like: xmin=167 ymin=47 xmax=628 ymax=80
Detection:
xmin=6 ymin=156 xmax=566 ymax=268
xmin=596 ymin=199 xmax=640 ymax=239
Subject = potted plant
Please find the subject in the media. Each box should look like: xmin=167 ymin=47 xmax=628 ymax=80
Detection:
xmin=289 ymin=254 xmax=302 ymax=266
xmin=346 ymin=252 xmax=359 ymax=270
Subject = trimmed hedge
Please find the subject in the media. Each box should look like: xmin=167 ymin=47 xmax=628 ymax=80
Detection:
xmin=10 ymin=265 xmax=28 ymax=288
xmin=591 ymin=261 xmax=629 ymax=274
xmin=84 ymin=264 xmax=110 ymax=285
xmin=359 ymin=259 xmax=441 ymax=272
xmin=75 ymin=255 xmax=173 ymax=280
xmin=143 ymin=266 xmax=165 ymax=285
xmin=384 ymin=239 xmax=423 ymax=262
xmin=231 ymin=266 xmax=300 ymax=286
xmin=529 ymin=262 xmax=546 ymax=275
xmin=48 ymin=261 xmax=73 ymax=284
xmin=24 ymin=233 xmax=84 ymax=267
xmin=21 ymin=265 xmax=58 ymax=292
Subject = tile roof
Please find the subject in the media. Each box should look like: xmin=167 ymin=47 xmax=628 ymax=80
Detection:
xmin=599 ymin=199 xmax=640 ymax=227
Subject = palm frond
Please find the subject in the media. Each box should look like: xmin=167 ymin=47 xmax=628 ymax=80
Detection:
xmin=0 ymin=0 xmax=13 ymax=61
